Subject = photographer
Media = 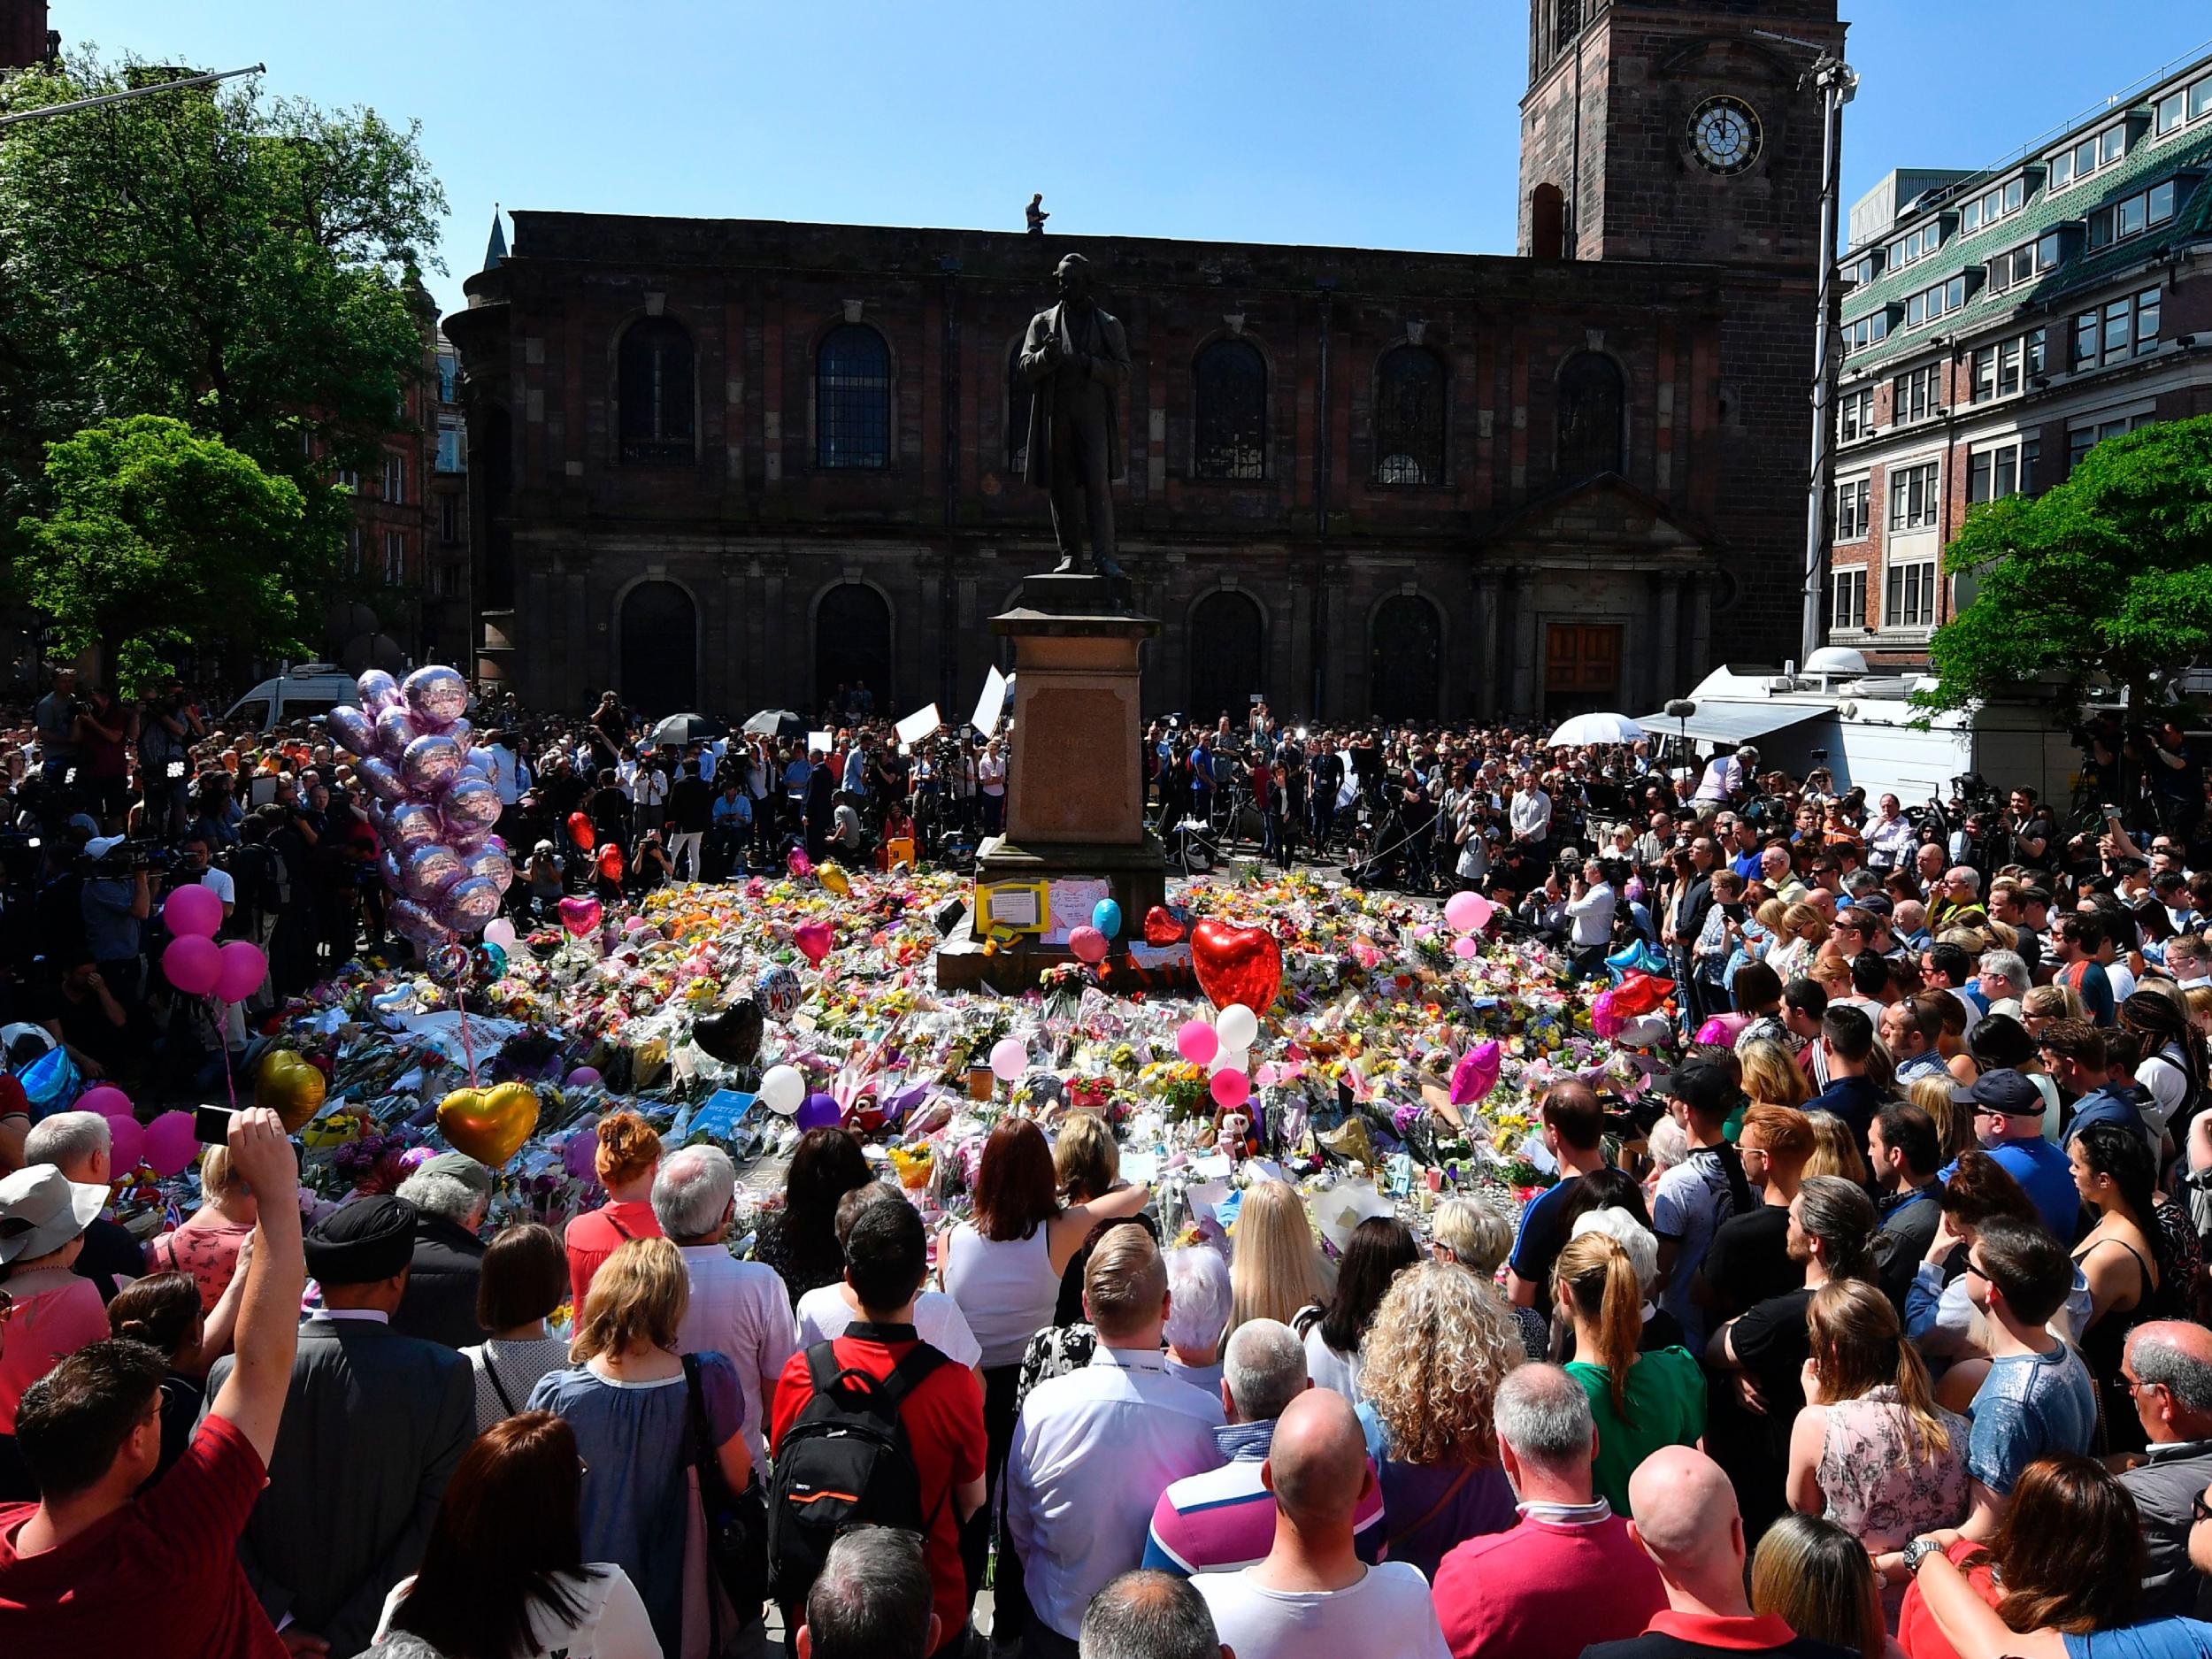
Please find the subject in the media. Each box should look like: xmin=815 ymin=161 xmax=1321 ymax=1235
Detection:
xmin=72 ymin=686 xmax=133 ymax=833
xmin=135 ymin=678 xmax=199 ymax=839
xmin=33 ymin=665 xmax=80 ymax=790
xmin=77 ymin=836 xmax=150 ymax=1007
xmin=2141 ymin=718 xmax=2206 ymax=848
xmin=1999 ymin=787 xmax=2055 ymax=868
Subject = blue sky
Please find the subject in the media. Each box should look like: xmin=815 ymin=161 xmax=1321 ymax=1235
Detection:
xmin=54 ymin=1 xmax=2212 ymax=319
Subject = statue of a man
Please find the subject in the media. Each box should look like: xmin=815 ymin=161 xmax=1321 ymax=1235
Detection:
xmin=1020 ymin=253 xmax=1129 ymax=578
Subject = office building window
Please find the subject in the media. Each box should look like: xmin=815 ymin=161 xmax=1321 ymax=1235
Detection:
xmin=382 ymin=454 xmax=404 ymax=504
xmin=1888 ymin=219 xmax=1946 ymax=271
xmin=1839 ymin=385 xmax=1874 ymax=442
xmin=1886 ymin=558 xmax=1939 ymax=630
xmin=435 ymin=423 xmax=464 ymax=473
xmin=1834 ymin=476 xmax=1870 ymax=541
xmin=1958 ymin=176 xmax=2026 ymax=234
xmin=1893 ymin=364 xmax=1941 ymax=424
xmin=1970 ymin=348 xmax=1995 ymax=403
xmin=1842 ymin=311 xmax=1891 ymax=355
xmin=1968 ymin=443 xmax=2024 ymax=505
xmin=1904 ymin=273 xmax=1969 ymax=329
xmin=1987 ymin=232 xmax=2063 ymax=294
xmin=2068 ymin=414 xmax=2153 ymax=474
xmin=383 ymin=529 xmax=405 ymax=587
xmin=1832 ymin=567 xmax=1867 ymax=631
xmin=2025 ymin=327 xmax=2047 ymax=380
xmin=439 ymin=493 xmax=460 ymax=545
xmin=1888 ymin=460 xmax=1939 ymax=531
xmin=2074 ymin=289 xmax=2161 ymax=369
xmin=2087 ymin=179 xmax=2186 ymax=250
xmin=2053 ymin=123 xmax=2126 ymax=188
xmin=1998 ymin=336 xmax=2023 ymax=397
xmin=2194 ymin=76 xmax=2212 ymax=123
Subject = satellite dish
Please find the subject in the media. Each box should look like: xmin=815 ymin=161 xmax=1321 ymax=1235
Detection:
xmin=1805 ymin=646 xmax=1869 ymax=679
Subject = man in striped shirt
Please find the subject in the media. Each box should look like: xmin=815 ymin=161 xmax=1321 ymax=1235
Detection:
xmin=1141 ymin=1318 xmax=1384 ymax=1577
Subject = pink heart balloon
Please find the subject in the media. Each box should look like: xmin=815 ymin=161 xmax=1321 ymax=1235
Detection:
xmin=1449 ymin=1040 xmax=1502 ymax=1107
xmin=794 ymin=921 xmax=835 ymax=966
xmin=558 ymin=895 xmax=602 ymax=936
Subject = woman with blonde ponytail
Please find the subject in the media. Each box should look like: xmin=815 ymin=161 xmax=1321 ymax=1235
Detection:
xmin=1788 ymin=1277 xmax=1969 ymax=1609
xmin=1555 ymin=1230 xmax=1705 ymax=1515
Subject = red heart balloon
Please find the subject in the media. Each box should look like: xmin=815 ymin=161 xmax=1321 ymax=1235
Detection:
xmin=1142 ymin=905 xmax=1185 ymax=947
xmin=1190 ymin=918 xmax=1284 ymax=1014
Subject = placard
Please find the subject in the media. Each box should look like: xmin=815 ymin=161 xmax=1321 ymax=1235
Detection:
xmin=895 ymin=703 xmax=941 ymax=746
xmin=808 ymin=730 xmax=833 ymax=756
xmin=1044 ymin=878 xmax=1112 ymax=946
xmin=970 ymin=666 xmax=1007 ymax=739
xmin=976 ymin=880 xmax=1048 ymax=935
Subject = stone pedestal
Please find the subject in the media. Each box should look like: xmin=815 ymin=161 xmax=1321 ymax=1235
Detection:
xmin=935 ymin=577 xmax=1168 ymax=992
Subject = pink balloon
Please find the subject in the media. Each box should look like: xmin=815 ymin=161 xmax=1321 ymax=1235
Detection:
xmin=326 ymin=703 xmax=378 ymax=758
xmin=78 ymin=1084 xmax=131 ymax=1118
xmin=142 ymin=1110 xmax=197 ymax=1179
xmin=1210 ymin=1068 xmax=1251 ymax=1109
xmin=1452 ymin=935 xmax=1480 ymax=960
xmin=1591 ymin=989 xmax=1627 ymax=1040
xmin=1449 ymin=1040 xmax=1502 ymax=1107
xmin=214 ymin=940 xmax=268 ymax=1004
xmin=1695 ymin=1014 xmax=1747 ymax=1047
xmin=787 ymin=846 xmax=814 ymax=880
xmin=1176 ymin=1018 xmax=1219 ymax=1066
xmin=163 ymin=882 xmax=223 ymax=941
xmin=558 ymin=895 xmax=602 ymax=936
xmin=1068 ymin=926 xmax=1109 ymax=964
xmin=1443 ymin=890 xmax=1494 ymax=934
xmin=104 ymin=1112 xmax=145 ymax=1173
xmin=164 ymin=933 xmax=222 ymax=996
xmin=565 ymin=1066 xmax=602 ymax=1088
xmin=795 ymin=921 xmax=835 ymax=966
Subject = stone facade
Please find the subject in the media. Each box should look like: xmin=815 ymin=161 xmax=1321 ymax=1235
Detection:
xmin=443 ymin=1 xmax=1838 ymax=723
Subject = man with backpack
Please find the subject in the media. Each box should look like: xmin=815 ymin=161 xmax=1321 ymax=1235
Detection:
xmin=768 ymin=1194 xmax=984 ymax=1659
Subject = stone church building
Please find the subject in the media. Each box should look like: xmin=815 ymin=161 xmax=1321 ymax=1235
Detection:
xmin=442 ymin=0 xmax=1845 ymax=722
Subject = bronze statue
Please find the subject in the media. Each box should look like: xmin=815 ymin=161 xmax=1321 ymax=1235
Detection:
xmin=1020 ymin=252 xmax=1129 ymax=579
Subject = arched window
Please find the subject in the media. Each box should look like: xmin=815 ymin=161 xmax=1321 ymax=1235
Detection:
xmin=1371 ymin=595 xmax=1442 ymax=719
xmin=1189 ymin=591 xmax=1265 ymax=719
xmin=816 ymin=583 xmax=893 ymax=711
xmin=817 ymin=324 xmax=891 ymax=470
xmin=619 ymin=581 xmax=698 ymax=714
xmin=1555 ymin=352 xmax=1625 ymax=481
xmin=1530 ymin=183 xmax=1568 ymax=260
xmin=1193 ymin=340 xmax=1266 ymax=480
xmin=1373 ymin=347 xmax=1447 ymax=486
xmin=1007 ymin=344 xmax=1032 ymax=475
xmin=618 ymin=318 xmax=695 ymax=464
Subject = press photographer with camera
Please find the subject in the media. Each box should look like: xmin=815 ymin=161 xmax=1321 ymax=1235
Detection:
xmin=76 ymin=837 xmax=150 ymax=1009
xmin=31 ymin=667 xmax=78 ymax=792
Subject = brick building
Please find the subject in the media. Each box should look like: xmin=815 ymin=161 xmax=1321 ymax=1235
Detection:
xmin=1827 ymin=47 xmax=2212 ymax=667
xmin=442 ymin=0 xmax=1844 ymax=721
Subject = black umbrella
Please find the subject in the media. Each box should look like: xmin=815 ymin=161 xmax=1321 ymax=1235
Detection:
xmin=649 ymin=712 xmax=725 ymax=748
xmin=741 ymin=709 xmax=809 ymax=740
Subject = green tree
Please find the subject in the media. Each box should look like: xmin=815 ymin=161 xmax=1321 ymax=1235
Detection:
xmin=18 ymin=415 xmax=311 ymax=684
xmin=0 ymin=50 xmax=446 ymax=635
xmin=1921 ymin=415 xmax=2212 ymax=716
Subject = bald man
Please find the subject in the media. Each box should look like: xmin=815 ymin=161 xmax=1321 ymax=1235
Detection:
xmin=2121 ymin=1324 xmax=2212 ymax=1618
xmin=1583 ymin=1447 xmax=1855 ymax=1659
xmin=1190 ymin=1391 xmax=1448 ymax=1659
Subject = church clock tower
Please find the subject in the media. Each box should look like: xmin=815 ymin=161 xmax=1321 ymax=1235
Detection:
xmin=1518 ymin=1 xmax=1845 ymax=267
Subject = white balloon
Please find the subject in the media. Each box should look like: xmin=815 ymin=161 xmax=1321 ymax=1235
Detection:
xmin=1215 ymin=1003 xmax=1259 ymax=1050
xmin=1208 ymin=1044 xmax=1250 ymax=1075
xmin=760 ymin=1064 xmax=807 ymax=1116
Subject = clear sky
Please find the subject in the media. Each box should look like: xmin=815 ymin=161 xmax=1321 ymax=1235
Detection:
xmin=50 ymin=1 xmax=2212 ymax=319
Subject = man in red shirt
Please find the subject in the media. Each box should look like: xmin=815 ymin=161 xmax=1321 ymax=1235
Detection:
xmin=1433 ymin=1363 xmax=1665 ymax=1659
xmin=771 ymin=1194 xmax=985 ymax=1659
xmin=0 ymin=1108 xmax=305 ymax=1657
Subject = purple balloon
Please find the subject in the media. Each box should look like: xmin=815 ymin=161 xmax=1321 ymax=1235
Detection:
xmin=403 ymin=664 xmax=471 ymax=728
xmin=380 ymin=849 xmax=404 ymax=890
xmin=357 ymin=669 xmax=400 ymax=707
xmin=388 ymin=897 xmax=454 ymax=945
xmin=403 ymin=842 xmax=465 ymax=902
xmin=437 ymin=875 xmax=503 ymax=932
xmin=375 ymin=703 xmax=419 ymax=759
xmin=795 ymin=1092 xmax=841 ymax=1133
xmin=563 ymin=1129 xmax=601 ymax=1179
xmin=440 ymin=776 xmax=502 ymax=839
xmin=464 ymin=847 xmax=516 ymax=891
xmin=387 ymin=801 xmax=443 ymax=851
xmin=327 ymin=703 xmax=378 ymax=758
xmin=444 ymin=716 xmax=473 ymax=752
xmin=402 ymin=733 xmax=463 ymax=795
xmin=449 ymin=823 xmax=492 ymax=856
xmin=358 ymin=757 xmax=408 ymax=803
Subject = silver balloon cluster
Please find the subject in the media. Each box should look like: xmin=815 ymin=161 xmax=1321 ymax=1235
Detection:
xmin=326 ymin=665 xmax=515 ymax=945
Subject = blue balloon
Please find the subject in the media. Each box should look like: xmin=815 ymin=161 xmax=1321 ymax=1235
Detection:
xmin=18 ymin=1045 xmax=80 ymax=1117
xmin=1093 ymin=898 xmax=1124 ymax=940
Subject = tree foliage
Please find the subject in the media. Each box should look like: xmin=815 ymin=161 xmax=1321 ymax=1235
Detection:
xmin=1921 ymin=415 xmax=2212 ymax=715
xmin=18 ymin=415 xmax=311 ymax=684
xmin=0 ymin=50 xmax=447 ymax=637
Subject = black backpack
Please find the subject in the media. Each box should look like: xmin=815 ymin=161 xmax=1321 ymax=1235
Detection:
xmin=767 ymin=1337 xmax=949 ymax=1607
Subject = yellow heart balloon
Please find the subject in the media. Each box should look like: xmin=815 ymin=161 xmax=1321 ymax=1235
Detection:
xmin=820 ymin=863 xmax=850 ymax=897
xmin=254 ymin=1050 xmax=327 ymax=1133
xmin=436 ymin=1082 xmax=540 ymax=1167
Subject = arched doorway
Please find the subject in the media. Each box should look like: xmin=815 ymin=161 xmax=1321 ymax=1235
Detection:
xmin=815 ymin=583 xmax=893 ymax=716
xmin=1188 ymin=591 xmax=1264 ymax=726
xmin=619 ymin=581 xmax=697 ymax=715
xmin=1371 ymin=595 xmax=1441 ymax=721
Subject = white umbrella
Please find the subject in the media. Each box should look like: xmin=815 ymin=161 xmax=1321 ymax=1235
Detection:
xmin=1546 ymin=711 xmax=1647 ymax=747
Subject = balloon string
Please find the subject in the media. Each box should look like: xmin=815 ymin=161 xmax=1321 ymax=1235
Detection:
xmin=219 ymin=1009 xmax=237 ymax=1109
xmin=457 ymin=985 xmax=480 ymax=1090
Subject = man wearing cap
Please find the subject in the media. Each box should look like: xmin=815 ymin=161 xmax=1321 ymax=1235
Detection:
xmin=206 ymin=1193 xmax=473 ymax=1655
xmin=1944 ymin=1070 xmax=2079 ymax=1239
xmin=392 ymin=1153 xmax=493 ymax=1349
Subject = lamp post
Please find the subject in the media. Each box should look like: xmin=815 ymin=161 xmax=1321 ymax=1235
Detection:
xmin=0 ymin=62 xmax=264 ymax=128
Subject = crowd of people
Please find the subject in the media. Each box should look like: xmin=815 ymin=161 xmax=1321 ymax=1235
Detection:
xmin=12 ymin=666 xmax=2212 ymax=1658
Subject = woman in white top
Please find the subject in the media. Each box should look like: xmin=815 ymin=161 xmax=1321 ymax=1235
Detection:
xmin=939 ymin=1118 xmax=1148 ymax=1620
xmin=2121 ymin=988 xmax=2205 ymax=1139
xmin=369 ymin=1409 xmax=662 ymax=1659
xmin=1298 ymin=1216 xmax=1420 ymax=1402
xmin=459 ymin=1224 xmax=576 ymax=1432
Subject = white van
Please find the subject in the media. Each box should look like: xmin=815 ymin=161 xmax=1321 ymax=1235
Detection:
xmin=223 ymin=664 xmax=360 ymax=733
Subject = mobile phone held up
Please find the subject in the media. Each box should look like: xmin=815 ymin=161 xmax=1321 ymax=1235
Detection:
xmin=194 ymin=1103 xmax=239 ymax=1145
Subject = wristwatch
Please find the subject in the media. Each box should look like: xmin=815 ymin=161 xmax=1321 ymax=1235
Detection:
xmin=1901 ymin=1536 xmax=1943 ymax=1574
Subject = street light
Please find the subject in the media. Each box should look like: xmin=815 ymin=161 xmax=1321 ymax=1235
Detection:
xmin=0 ymin=62 xmax=264 ymax=128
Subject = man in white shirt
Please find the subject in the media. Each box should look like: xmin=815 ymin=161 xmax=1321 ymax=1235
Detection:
xmin=480 ymin=734 xmax=532 ymax=808
xmin=1190 ymin=1388 xmax=1449 ymax=1659
xmin=652 ymin=1145 xmax=799 ymax=1467
xmin=1867 ymin=793 xmax=1917 ymax=870
xmin=1693 ymin=745 xmax=1754 ymax=806
xmin=1508 ymin=770 xmax=1551 ymax=846
xmin=794 ymin=1185 xmax=983 ymax=1371
xmin=1544 ymin=857 xmax=1617 ymax=974
xmin=1009 ymin=1227 xmax=1224 ymax=1656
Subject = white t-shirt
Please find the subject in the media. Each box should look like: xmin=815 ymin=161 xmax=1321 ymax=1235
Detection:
xmin=793 ymin=1284 xmax=984 ymax=1371
xmin=2139 ymin=1048 xmax=2193 ymax=1137
xmin=1303 ymin=1324 xmax=1362 ymax=1402
xmin=374 ymin=1563 xmax=659 ymax=1659
xmin=1193 ymin=1561 xmax=1450 ymax=1659
xmin=198 ymin=866 xmax=236 ymax=906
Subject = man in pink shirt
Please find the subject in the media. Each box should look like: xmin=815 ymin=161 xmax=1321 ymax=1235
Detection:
xmin=1432 ymin=1363 xmax=1665 ymax=1659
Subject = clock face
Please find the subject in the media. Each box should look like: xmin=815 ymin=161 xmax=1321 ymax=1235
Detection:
xmin=1689 ymin=96 xmax=1763 ymax=175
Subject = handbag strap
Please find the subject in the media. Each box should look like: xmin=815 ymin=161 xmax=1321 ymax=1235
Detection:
xmin=478 ymin=1347 xmax=518 ymax=1417
xmin=681 ymin=1354 xmax=726 ymax=1655
xmin=1385 ymin=1462 xmax=1476 ymax=1551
